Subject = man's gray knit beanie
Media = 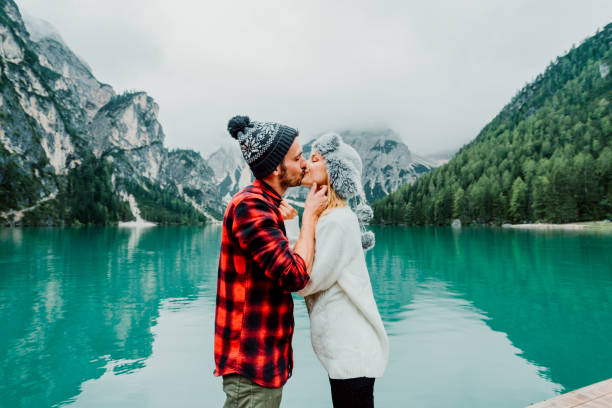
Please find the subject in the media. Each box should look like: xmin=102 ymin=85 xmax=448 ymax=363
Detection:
xmin=227 ymin=115 xmax=298 ymax=179
xmin=312 ymin=132 xmax=376 ymax=251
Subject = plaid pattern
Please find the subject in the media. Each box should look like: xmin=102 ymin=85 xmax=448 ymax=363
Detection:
xmin=214 ymin=179 xmax=310 ymax=388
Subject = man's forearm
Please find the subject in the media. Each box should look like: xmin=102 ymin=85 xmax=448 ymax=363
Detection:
xmin=293 ymin=213 xmax=317 ymax=274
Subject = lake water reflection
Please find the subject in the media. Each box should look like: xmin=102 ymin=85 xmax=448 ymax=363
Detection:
xmin=1 ymin=225 xmax=611 ymax=407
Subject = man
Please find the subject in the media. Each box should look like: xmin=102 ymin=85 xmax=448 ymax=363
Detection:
xmin=214 ymin=115 xmax=327 ymax=407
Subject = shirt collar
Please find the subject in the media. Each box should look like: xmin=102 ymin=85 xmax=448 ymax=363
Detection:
xmin=253 ymin=179 xmax=282 ymax=206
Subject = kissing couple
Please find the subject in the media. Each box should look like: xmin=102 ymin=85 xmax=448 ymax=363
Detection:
xmin=213 ymin=116 xmax=389 ymax=408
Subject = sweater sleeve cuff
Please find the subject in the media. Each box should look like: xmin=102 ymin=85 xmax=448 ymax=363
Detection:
xmin=284 ymin=217 xmax=300 ymax=248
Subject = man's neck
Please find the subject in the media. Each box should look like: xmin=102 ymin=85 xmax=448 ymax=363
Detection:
xmin=261 ymin=177 xmax=286 ymax=197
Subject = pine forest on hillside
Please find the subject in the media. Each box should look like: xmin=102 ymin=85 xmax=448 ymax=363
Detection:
xmin=373 ymin=24 xmax=612 ymax=225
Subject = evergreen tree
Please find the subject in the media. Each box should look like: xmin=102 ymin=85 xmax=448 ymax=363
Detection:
xmin=509 ymin=177 xmax=528 ymax=222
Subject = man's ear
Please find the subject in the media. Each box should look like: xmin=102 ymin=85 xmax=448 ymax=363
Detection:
xmin=271 ymin=165 xmax=281 ymax=176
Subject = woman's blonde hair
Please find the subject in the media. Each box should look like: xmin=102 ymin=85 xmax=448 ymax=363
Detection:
xmin=321 ymin=177 xmax=346 ymax=217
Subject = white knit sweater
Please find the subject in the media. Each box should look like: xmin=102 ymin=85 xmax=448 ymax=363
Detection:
xmin=285 ymin=207 xmax=389 ymax=379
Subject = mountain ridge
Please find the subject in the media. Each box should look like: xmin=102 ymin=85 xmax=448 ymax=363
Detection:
xmin=0 ymin=1 xmax=224 ymax=225
xmin=373 ymin=23 xmax=612 ymax=225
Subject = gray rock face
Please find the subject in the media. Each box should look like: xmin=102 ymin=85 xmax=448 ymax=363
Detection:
xmin=206 ymin=142 xmax=252 ymax=203
xmin=0 ymin=1 xmax=223 ymax=221
xmin=87 ymin=91 xmax=225 ymax=217
xmin=23 ymin=12 xmax=115 ymax=124
xmin=0 ymin=9 xmax=114 ymax=178
xmin=89 ymin=92 xmax=166 ymax=181
xmin=335 ymin=129 xmax=435 ymax=202
xmin=1 ymin=0 xmax=76 ymax=190
xmin=162 ymin=149 xmax=224 ymax=218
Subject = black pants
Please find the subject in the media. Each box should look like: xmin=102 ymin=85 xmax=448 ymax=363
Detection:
xmin=329 ymin=377 xmax=375 ymax=408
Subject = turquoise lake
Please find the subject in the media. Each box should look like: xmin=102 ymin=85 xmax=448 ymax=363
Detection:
xmin=1 ymin=225 xmax=611 ymax=407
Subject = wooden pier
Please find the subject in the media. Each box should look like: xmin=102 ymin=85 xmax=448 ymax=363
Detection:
xmin=527 ymin=378 xmax=612 ymax=407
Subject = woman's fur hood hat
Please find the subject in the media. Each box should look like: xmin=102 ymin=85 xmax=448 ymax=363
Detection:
xmin=311 ymin=132 xmax=376 ymax=250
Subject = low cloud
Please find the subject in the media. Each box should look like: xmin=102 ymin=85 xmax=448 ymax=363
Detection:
xmin=16 ymin=0 xmax=612 ymax=156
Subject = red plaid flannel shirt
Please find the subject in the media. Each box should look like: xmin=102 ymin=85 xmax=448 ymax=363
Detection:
xmin=213 ymin=179 xmax=310 ymax=388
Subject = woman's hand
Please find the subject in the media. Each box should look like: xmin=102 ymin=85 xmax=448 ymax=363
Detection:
xmin=303 ymin=182 xmax=327 ymax=220
xmin=279 ymin=200 xmax=298 ymax=220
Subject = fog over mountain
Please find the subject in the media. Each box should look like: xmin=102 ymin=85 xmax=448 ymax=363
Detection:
xmin=15 ymin=0 xmax=612 ymax=156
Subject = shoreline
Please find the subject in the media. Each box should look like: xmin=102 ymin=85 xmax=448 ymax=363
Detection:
xmin=502 ymin=220 xmax=612 ymax=232
xmin=118 ymin=220 xmax=156 ymax=228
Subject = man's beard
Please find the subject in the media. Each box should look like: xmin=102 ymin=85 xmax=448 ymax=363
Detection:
xmin=279 ymin=162 xmax=304 ymax=189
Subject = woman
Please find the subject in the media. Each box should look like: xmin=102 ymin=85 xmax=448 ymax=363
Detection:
xmin=282 ymin=132 xmax=389 ymax=408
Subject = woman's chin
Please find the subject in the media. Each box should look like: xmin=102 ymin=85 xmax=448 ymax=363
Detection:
xmin=301 ymin=178 xmax=313 ymax=187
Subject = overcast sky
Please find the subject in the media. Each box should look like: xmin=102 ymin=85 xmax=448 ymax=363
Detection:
xmin=15 ymin=0 xmax=612 ymax=157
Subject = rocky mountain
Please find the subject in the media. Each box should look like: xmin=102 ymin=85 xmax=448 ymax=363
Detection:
xmin=206 ymin=141 xmax=251 ymax=203
xmin=163 ymin=148 xmax=223 ymax=219
xmin=209 ymin=129 xmax=436 ymax=205
xmin=0 ymin=0 xmax=436 ymax=226
xmin=331 ymin=129 xmax=435 ymax=202
xmin=0 ymin=1 xmax=223 ymax=225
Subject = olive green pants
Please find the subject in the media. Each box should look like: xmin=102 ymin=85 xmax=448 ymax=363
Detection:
xmin=222 ymin=374 xmax=283 ymax=408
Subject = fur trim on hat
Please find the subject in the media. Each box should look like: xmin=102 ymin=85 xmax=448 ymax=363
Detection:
xmin=326 ymin=158 xmax=362 ymax=200
xmin=313 ymin=132 xmax=362 ymax=200
xmin=311 ymin=132 xmax=376 ymax=251
xmin=312 ymin=132 xmax=341 ymax=156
